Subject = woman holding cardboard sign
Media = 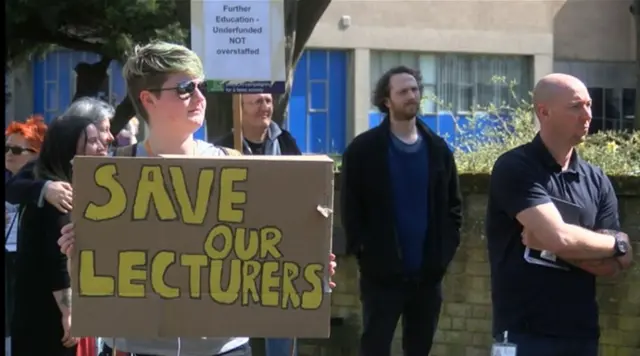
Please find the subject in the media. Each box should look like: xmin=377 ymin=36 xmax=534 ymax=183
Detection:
xmin=10 ymin=115 xmax=108 ymax=356
xmin=56 ymin=40 xmax=338 ymax=356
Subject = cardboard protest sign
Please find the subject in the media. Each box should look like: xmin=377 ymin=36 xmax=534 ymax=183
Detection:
xmin=70 ymin=155 xmax=334 ymax=338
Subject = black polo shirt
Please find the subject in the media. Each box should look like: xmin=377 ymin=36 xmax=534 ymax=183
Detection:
xmin=486 ymin=134 xmax=620 ymax=339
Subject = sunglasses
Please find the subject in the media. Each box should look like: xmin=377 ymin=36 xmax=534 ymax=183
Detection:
xmin=5 ymin=145 xmax=35 ymax=155
xmin=151 ymin=80 xmax=207 ymax=98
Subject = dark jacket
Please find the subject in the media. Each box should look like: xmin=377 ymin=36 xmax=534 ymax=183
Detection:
xmin=11 ymin=189 xmax=72 ymax=345
xmin=215 ymin=122 xmax=302 ymax=155
xmin=5 ymin=161 xmax=44 ymax=206
xmin=340 ymin=117 xmax=463 ymax=282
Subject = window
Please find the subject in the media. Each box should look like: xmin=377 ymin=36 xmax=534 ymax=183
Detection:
xmin=622 ymin=88 xmax=636 ymax=130
xmin=588 ymin=87 xmax=636 ymax=132
xmin=555 ymin=60 xmax=635 ymax=132
xmin=370 ymin=51 xmax=532 ymax=114
xmin=419 ymin=55 xmax=437 ymax=113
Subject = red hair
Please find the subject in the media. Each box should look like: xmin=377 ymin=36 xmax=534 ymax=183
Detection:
xmin=5 ymin=115 xmax=48 ymax=152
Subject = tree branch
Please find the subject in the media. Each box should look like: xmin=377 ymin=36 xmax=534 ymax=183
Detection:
xmin=72 ymin=55 xmax=113 ymax=101
xmin=271 ymin=0 xmax=299 ymax=125
xmin=17 ymin=27 xmax=105 ymax=56
xmin=272 ymin=0 xmax=331 ymax=126
xmin=110 ymin=95 xmax=136 ymax=136
xmin=7 ymin=22 xmax=106 ymax=64
xmin=293 ymin=0 xmax=331 ymax=64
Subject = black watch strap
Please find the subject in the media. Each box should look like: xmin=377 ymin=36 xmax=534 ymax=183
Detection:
xmin=612 ymin=233 xmax=628 ymax=257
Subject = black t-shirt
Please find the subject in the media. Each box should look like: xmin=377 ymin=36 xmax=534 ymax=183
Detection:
xmin=11 ymin=200 xmax=71 ymax=338
xmin=485 ymin=135 xmax=619 ymax=339
xmin=245 ymin=139 xmax=266 ymax=155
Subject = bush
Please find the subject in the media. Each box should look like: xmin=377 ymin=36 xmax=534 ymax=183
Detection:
xmin=333 ymin=77 xmax=639 ymax=177
xmin=446 ymin=77 xmax=640 ymax=176
xmin=452 ymin=108 xmax=640 ymax=176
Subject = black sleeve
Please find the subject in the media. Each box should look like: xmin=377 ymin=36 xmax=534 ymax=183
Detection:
xmin=594 ymin=172 xmax=621 ymax=231
xmin=5 ymin=161 xmax=47 ymax=206
xmin=490 ymin=153 xmax=552 ymax=218
xmin=213 ymin=132 xmax=235 ymax=149
xmin=340 ymin=143 xmax=364 ymax=256
xmin=447 ymin=153 xmax=463 ymax=246
xmin=286 ymin=136 xmax=302 ymax=155
xmin=279 ymin=130 xmax=302 ymax=155
xmin=45 ymin=205 xmax=71 ymax=291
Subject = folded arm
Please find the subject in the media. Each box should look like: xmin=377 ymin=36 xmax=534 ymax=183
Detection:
xmin=5 ymin=160 xmax=50 ymax=207
xmin=559 ymin=174 xmax=626 ymax=276
xmin=518 ymin=204 xmax=616 ymax=260
xmin=492 ymin=156 xmax=616 ymax=261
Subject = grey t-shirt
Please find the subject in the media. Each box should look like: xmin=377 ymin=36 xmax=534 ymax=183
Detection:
xmin=102 ymin=139 xmax=249 ymax=356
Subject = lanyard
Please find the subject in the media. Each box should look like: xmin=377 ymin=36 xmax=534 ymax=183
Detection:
xmin=5 ymin=211 xmax=18 ymax=244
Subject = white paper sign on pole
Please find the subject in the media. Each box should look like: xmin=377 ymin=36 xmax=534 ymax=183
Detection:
xmin=191 ymin=0 xmax=287 ymax=93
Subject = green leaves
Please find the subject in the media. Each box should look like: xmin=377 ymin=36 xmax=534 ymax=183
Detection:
xmin=7 ymin=0 xmax=187 ymax=65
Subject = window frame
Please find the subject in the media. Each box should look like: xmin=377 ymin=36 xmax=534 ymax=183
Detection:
xmin=369 ymin=50 xmax=533 ymax=116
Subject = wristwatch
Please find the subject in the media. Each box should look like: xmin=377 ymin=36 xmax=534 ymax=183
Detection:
xmin=612 ymin=233 xmax=629 ymax=257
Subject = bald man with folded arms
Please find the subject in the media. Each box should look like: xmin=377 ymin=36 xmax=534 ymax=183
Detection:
xmin=485 ymin=73 xmax=633 ymax=356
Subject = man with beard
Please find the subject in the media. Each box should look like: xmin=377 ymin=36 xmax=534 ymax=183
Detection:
xmin=340 ymin=66 xmax=462 ymax=356
xmin=216 ymin=94 xmax=301 ymax=155
xmin=485 ymin=73 xmax=633 ymax=355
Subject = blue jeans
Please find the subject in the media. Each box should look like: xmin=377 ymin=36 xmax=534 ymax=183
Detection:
xmin=264 ymin=338 xmax=297 ymax=356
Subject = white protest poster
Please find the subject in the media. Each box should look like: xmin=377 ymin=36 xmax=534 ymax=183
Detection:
xmin=191 ymin=0 xmax=287 ymax=93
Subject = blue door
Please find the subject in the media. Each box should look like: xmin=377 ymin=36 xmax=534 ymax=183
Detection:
xmin=287 ymin=50 xmax=348 ymax=154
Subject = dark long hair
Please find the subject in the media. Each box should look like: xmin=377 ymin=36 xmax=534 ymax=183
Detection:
xmin=34 ymin=115 xmax=97 ymax=182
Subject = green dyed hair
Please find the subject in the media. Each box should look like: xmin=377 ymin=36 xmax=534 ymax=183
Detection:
xmin=122 ymin=41 xmax=204 ymax=122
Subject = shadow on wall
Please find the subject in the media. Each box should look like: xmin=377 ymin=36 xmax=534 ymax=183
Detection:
xmin=553 ymin=0 xmax=634 ymax=61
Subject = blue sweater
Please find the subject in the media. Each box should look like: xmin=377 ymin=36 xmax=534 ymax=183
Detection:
xmin=388 ymin=133 xmax=430 ymax=274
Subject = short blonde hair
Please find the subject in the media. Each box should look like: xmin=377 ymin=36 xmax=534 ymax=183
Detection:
xmin=122 ymin=41 xmax=204 ymax=122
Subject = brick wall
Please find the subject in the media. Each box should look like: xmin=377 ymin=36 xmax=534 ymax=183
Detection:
xmin=289 ymin=174 xmax=640 ymax=356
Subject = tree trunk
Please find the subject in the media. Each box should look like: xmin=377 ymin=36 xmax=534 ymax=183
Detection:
xmin=634 ymin=0 xmax=640 ymax=129
xmin=70 ymin=56 xmax=136 ymax=135
xmin=206 ymin=0 xmax=332 ymax=139
xmin=206 ymin=93 xmax=234 ymax=141
xmin=110 ymin=95 xmax=136 ymax=136
xmin=71 ymin=57 xmax=111 ymax=101
xmin=272 ymin=0 xmax=332 ymax=126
